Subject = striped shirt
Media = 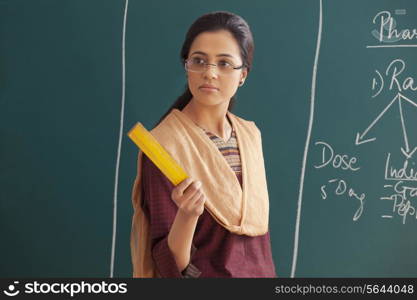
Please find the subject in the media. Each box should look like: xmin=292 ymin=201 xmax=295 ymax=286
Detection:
xmin=201 ymin=127 xmax=242 ymax=185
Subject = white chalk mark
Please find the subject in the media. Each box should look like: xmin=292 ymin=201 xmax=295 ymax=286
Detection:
xmin=110 ymin=0 xmax=129 ymax=278
xmin=371 ymin=70 xmax=384 ymax=98
xmin=382 ymin=215 xmax=393 ymax=218
xmin=384 ymin=152 xmax=417 ymax=181
xmin=398 ymin=96 xmax=410 ymax=152
xmin=366 ymin=45 xmax=417 ymax=48
xmin=358 ymin=89 xmax=417 ymax=158
xmin=398 ymin=94 xmax=417 ymax=159
xmin=355 ymin=133 xmax=376 ymax=146
xmin=355 ymin=93 xmax=399 ymax=146
xmin=385 ymin=177 xmax=417 ymax=182
xmin=401 ymin=147 xmax=417 ymax=159
xmin=291 ymin=0 xmax=322 ymax=278
xmin=361 ymin=94 xmax=398 ymax=137
xmin=395 ymin=9 xmax=406 ymax=15
xmin=400 ymin=93 xmax=417 ymax=108
xmin=384 ymin=153 xmax=391 ymax=180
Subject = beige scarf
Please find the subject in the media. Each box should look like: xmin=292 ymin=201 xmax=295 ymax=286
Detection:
xmin=130 ymin=108 xmax=270 ymax=277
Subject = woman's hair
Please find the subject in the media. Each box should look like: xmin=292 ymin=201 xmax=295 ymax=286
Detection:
xmin=155 ymin=11 xmax=254 ymax=126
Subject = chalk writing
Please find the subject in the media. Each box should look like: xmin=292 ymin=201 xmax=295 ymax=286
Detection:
xmin=320 ymin=178 xmax=366 ymax=221
xmin=384 ymin=153 xmax=417 ymax=181
xmin=314 ymin=141 xmax=360 ymax=171
xmin=372 ymin=11 xmax=417 ymax=43
xmin=381 ymin=182 xmax=417 ymax=224
xmin=372 ymin=59 xmax=417 ymax=98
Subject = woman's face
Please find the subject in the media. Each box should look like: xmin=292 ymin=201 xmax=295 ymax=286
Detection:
xmin=186 ymin=30 xmax=247 ymax=108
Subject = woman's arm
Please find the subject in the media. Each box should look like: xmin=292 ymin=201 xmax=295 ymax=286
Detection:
xmin=167 ymin=211 xmax=199 ymax=271
xmin=142 ymin=155 xmax=204 ymax=277
xmin=168 ymin=178 xmax=206 ymax=272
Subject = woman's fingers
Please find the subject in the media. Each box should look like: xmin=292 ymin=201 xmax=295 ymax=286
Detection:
xmin=177 ymin=177 xmax=193 ymax=193
xmin=171 ymin=178 xmax=206 ymax=216
xmin=194 ymin=193 xmax=206 ymax=206
xmin=172 ymin=177 xmax=192 ymax=200
xmin=183 ymin=181 xmax=202 ymax=200
xmin=181 ymin=189 xmax=206 ymax=216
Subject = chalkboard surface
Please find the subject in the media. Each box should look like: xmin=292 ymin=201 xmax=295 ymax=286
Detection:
xmin=1 ymin=0 xmax=417 ymax=277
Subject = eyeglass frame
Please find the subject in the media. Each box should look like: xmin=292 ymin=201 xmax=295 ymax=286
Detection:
xmin=184 ymin=58 xmax=245 ymax=74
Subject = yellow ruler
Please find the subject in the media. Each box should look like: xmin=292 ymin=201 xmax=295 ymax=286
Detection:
xmin=127 ymin=122 xmax=188 ymax=186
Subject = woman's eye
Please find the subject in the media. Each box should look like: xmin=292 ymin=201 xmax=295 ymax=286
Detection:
xmin=192 ymin=57 xmax=205 ymax=65
xmin=218 ymin=60 xmax=232 ymax=68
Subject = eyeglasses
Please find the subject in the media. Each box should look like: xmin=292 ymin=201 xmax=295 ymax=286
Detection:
xmin=184 ymin=57 xmax=244 ymax=75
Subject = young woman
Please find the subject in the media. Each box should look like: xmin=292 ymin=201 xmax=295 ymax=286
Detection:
xmin=131 ymin=11 xmax=276 ymax=278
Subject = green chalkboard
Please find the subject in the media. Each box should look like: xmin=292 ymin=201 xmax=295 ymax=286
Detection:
xmin=1 ymin=0 xmax=417 ymax=278
xmin=295 ymin=0 xmax=417 ymax=277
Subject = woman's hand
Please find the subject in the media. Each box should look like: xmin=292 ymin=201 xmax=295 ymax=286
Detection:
xmin=171 ymin=178 xmax=206 ymax=217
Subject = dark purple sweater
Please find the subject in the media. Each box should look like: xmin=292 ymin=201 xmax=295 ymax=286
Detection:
xmin=141 ymin=153 xmax=277 ymax=278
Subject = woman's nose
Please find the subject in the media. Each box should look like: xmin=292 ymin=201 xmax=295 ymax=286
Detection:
xmin=202 ymin=64 xmax=218 ymax=79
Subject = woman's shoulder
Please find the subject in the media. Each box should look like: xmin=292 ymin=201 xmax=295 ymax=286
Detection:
xmin=228 ymin=111 xmax=261 ymax=134
xmin=149 ymin=110 xmax=180 ymax=141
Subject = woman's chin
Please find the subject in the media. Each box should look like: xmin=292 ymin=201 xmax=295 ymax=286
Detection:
xmin=197 ymin=98 xmax=229 ymax=108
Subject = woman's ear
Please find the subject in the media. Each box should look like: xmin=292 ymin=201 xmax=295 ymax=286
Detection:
xmin=239 ymin=68 xmax=248 ymax=86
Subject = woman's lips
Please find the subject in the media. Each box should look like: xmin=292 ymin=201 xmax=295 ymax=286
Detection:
xmin=200 ymin=87 xmax=218 ymax=92
xmin=199 ymin=85 xmax=219 ymax=92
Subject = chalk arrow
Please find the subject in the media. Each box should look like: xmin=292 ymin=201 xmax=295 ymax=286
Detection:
xmin=401 ymin=147 xmax=417 ymax=159
xmin=399 ymin=93 xmax=417 ymax=108
xmin=398 ymin=94 xmax=417 ymax=159
xmin=399 ymin=96 xmax=411 ymax=159
xmin=355 ymin=93 xmax=400 ymax=146
xmin=355 ymin=133 xmax=376 ymax=145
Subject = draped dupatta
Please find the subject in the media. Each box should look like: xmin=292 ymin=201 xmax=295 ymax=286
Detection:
xmin=131 ymin=109 xmax=270 ymax=277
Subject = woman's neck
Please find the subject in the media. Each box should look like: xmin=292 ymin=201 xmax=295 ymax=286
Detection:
xmin=181 ymin=100 xmax=232 ymax=140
